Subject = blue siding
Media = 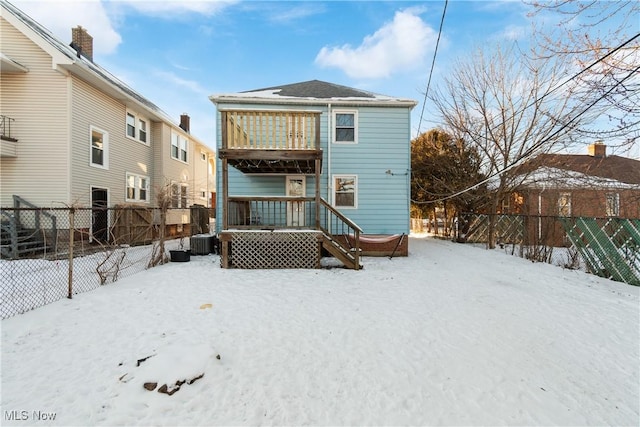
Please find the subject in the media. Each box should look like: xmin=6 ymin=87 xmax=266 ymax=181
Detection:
xmin=216 ymin=103 xmax=412 ymax=235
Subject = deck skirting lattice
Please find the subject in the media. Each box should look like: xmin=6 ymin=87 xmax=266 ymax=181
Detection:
xmin=224 ymin=230 xmax=322 ymax=269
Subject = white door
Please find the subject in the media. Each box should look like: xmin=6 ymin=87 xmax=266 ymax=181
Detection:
xmin=286 ymin=176 xmax=305 ymax=227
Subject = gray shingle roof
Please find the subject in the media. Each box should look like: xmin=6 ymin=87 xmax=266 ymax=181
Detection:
xmin=244 ymin=80 xmax=377 ymax=99
xmin=211 ymin=79 xmax=417 ymax=108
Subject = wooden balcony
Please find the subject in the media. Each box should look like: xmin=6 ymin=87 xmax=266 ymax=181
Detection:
xmin=219 ymin=110 xmax=322 ymax=174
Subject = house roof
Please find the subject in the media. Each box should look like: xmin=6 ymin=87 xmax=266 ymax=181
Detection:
xmin=517 ymin=153 xmax=640 ymax=187
xmin=210 ymin=80 xmax=418 ymax=108
xmin=1 ymin=0 xmax=198 ymax=137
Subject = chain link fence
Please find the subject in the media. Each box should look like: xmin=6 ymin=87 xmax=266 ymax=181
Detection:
xmin=1 ymin=206 xmax=214 ymax=319
xmin=457 ymin=213 xmax=640 ymax=286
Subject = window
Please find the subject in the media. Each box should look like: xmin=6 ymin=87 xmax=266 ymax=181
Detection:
xmin=200 ymin=151 xmax=206 ymax=161
xmin=171 ymin=182 xmax=188 ymax=208
xmin=139 ymin=119 xmax=147 ymax=143
xmin=171 ymin=132 xmax=188 ymax=162
xmin=126 ymin=173 xmax=150 ymax=202
xmin=333 ymin=111 xmax=358 ymax=144
xmin=126 ymin=111 xmax=149 ymax=145
xmin=333 ymin=175 xmax=357 ymax=208
xmin=558 ymin=193 xmax=572 ymax=216
xmin=90 ymin=126 xmax=108 ymax=169
xmin=606 ymin=193 xmax=620 ymax=217
xmin=126 ymin=113 xmax=136 ymax=138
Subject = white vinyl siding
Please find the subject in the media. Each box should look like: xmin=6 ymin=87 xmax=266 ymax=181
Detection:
xmin=71 ymin=77 xmax=153 ymax=206
xmin=0 ymin=16 xmax=70 ymax=207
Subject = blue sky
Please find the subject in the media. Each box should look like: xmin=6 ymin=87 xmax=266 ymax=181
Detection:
xmin=11 ymin=0 xmax=624 ymax=155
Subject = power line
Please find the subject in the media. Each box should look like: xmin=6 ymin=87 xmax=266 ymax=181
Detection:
xmin=411 ymin=60 xmax=640 ymax=205
xmin=417 ymin=0 xmax=448 ymax=135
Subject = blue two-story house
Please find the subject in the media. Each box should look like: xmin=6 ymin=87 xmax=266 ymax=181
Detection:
xmin=210 ymin=80 xmax=417 ymax=269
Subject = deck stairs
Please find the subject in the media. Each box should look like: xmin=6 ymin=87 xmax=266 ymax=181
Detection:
xmin=0 ymin=213 xmax=47 ymax=259
xmin=0 ymin=196 xmax=56 ymax=259
xmin=321 ymin=233 xmax=362 ymax=270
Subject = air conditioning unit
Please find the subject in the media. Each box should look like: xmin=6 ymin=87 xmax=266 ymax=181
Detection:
xmin=190 ymin=234 xmax=212 ymax=255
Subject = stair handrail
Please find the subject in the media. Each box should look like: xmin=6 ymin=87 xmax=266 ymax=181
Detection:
xmin=318 ymin=197 xmax=362 ymax=269
xmin=0 ymin=209 xmax=18 ymax=258
xmin=12 ymin=195 xmax=57 ymax=253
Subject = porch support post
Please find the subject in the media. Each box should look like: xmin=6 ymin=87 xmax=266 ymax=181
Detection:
xmin=222 ymin=158 xmax=228 ymax=230
xmin=315 ymin=158 xmax=321 ymax=229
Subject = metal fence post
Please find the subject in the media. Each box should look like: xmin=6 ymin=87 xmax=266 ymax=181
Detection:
xmin=67 ymin=208 xmax=74 ymax=299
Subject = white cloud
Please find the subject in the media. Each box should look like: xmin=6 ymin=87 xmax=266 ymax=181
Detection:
xmin=153 ymin=70 xmax=209 ymax=96
xmin=12 ymin=0 xmax=121 ymax=56
xmin=314 ymin=9 xmax=436 ymax=79
xmin=119 ymin=0 xmax=237 ymax=17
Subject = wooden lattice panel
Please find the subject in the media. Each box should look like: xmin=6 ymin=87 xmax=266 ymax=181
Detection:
xmin=229 ymin=231 xmax=321 ymax=269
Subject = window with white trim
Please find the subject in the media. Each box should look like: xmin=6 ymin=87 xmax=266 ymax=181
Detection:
xmin=126 ymin=173 xmax=150 ymax=202
xmin=171 ymin=132 xmax=188 ymax=163
xmin=90 ymin=125 xmax=108 ymax=169
xmin=333 ymin=175 xmax=357 ymax=208
xmin=606 ymin=193 xmax=620 ymax=217
xmin=126 ymin=111 xmax=150 ymax=145
xmin=333 ymin=110 xmax=358 ymax=144
xmin=171 ymin=182 xmax=188 ymax=208
xmin=558 ymin=193 xmax=572 ymax=216
xmin=126 ymin=113 xmax=136 ymax=138
xmin=139 ymin=119 xmax=147 ymax=143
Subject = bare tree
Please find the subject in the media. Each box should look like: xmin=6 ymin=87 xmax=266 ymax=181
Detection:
xmin=526 ymin=0 xmax=640 ymax=153
xmin=430 ymin=44 xmax=584 ymax=248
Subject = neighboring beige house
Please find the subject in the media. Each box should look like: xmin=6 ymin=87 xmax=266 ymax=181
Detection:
xmin=0 ymin=1 xmax=215 ymax=238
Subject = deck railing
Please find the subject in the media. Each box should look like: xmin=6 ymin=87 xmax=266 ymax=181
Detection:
xmin=228 ymin=196 xmax=316 ymax=229
xmin=1 ymin=115 xmax=17 ymax=141
xmin=225 ymin=196 xmax=362 ymax=269
xmin=222 ymin=111 xmax=320 ymax=150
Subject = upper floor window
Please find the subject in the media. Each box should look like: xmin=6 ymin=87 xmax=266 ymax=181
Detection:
xmin=606 ymin=193 xmax=620 ymax=217
xmin=171 ymin=132 xmax=188 ymax=163
xmin=90 ymin=125 xmax=108 ymax=169
xmin=126 ymin=113 xmax=136 ymax=138
xmin=558 ymin=193 xmax=572 ymax=217
xmin=126 ymin=111 xmax=149 ymax=145
xmin=333 ymin=175 xmax=357 ymax=208
xmin=139 ymin=119 xmax=147 ymax=143
xmin=333 ymin=111 xmax=358 ymax=144
xmin=126 ymin=173 xmax=150 ymax=203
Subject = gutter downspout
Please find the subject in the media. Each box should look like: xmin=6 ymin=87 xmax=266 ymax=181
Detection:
xmin=327 ymin=103 xmax=332 ymax=229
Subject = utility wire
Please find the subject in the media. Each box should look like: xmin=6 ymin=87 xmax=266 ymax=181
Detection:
xmin=417 ymin=0 xmax=448 ymax=135
xmin=411 ymin=60 xmax=640 ymax=205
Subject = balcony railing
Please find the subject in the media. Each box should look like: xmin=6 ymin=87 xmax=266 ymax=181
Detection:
xmin=0 ymin=115 xmax=17 ymax=142
xmin=222 ymin=111 xmax=320 ymax=150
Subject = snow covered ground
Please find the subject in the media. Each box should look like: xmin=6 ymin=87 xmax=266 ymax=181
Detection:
xmin=1 ymin=234 xmax=638 ymax=426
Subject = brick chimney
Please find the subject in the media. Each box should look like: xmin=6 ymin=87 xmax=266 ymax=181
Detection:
xmin=71 ymin=26 xmax=93 ymax=61
xmin=588 ymin=142 xmax=606 ymax=158
xmin=180 ymin=113 xmax=190 ymax=133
